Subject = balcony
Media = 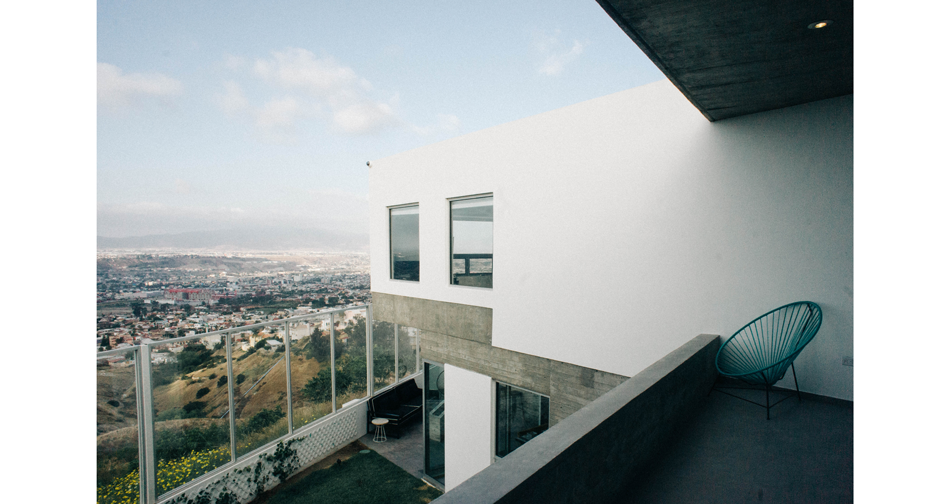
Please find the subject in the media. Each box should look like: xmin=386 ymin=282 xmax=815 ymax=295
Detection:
xmin=99 ymin=313 xmax=852 ymax=504
xmin=432 ymin=334 xmax=853 ymax=503
xmin=97 ymin=304 xmax=426 ymax=504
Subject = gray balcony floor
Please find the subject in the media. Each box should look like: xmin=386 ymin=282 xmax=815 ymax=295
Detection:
xmin=359 ymin=417 xmax=427 ymax=481
xmin=616 ymin=386 xmax=853 ymax=504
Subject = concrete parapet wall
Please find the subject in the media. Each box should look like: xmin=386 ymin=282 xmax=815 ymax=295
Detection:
xmin=433 ymin=333 xmax=720 ymax=504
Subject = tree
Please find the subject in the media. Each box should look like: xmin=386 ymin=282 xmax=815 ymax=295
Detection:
xmin=302 ymin=368 xmax=332 ymax=403
xmin=344 ymin=316 xmax=367 ymax=349
xmin=306 ymin=327 xmax=343 ymax=362
xmin=217 ymin=375 xmax=228 ymax=388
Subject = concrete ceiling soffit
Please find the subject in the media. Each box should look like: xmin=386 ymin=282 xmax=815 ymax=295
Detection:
xmin=596 ymin=0 xmax=853 ymax=121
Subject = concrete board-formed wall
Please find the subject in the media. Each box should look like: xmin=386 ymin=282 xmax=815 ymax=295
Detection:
xmin=369 ymin=79 xmax=853 ymax=400
xmin=444 ymin=364 xmax=494 ymax=491
xmin=373 ymin=292 xmax=628 ymax=424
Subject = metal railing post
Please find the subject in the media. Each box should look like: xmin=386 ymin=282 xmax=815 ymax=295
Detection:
xmin=140 ymin=344 xmax=157 ymax=504
xmin=134 ymin=348 xmax=147 ymax=504
xmin=367 ymin=305 xmax=374 ymax=397
xmin=330 ymin=313 xmax=337 ymax=412
xmin=285 ymin=321 xmax=293 ymax=434
xmin=226 ymin=332 xmax=237 ymax=460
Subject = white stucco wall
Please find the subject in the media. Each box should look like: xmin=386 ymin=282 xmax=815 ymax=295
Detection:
xmin=443 ymin=364 xmax=493 ymax=491
xmin=369 ymin=80 xmax=853 ymax=401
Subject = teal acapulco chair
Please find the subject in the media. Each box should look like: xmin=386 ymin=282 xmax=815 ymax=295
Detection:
xmin=713 ymin=301 xmax=822 ymax=419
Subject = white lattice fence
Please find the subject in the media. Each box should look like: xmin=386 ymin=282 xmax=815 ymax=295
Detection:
xmin=159 ymin=402 xmax=367 ymax=504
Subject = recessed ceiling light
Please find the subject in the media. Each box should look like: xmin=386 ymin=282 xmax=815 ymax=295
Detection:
xmin=808 ymin=20 xmax=833 ymax=29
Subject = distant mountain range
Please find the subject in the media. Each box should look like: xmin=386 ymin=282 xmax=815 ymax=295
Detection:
xmin=97 ymin=227 xmax=369 ymax=252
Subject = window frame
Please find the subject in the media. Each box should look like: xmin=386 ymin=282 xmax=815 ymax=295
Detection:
xmin=389 ymin=202 xmax=420 ymax=282
xmin=493 ymin=380 xmax=550 ymax=460
xmin=448 ymin=193 xmax=493 ymax=289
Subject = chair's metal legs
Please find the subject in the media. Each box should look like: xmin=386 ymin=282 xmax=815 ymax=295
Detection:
xmin=791 ymin=363 xmax=802 ymax=402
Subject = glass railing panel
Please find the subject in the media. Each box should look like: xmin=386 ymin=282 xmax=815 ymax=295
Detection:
xmin=97 ymin=348 xmax=141 ymax=504
xmin=373 ymin=320 xmax=395 ymax=389
xmin=336 ymin=308 xmax=368 ymax=408
xmin=289 ymin=315 xmax=332 ymax=430
xmin=149 ymin=337 xmax=231 ymax=496
xmin=397 ymin=325 xmax=419 ymax=381
xmin=230 ymin=325 xmax=289 ymax=457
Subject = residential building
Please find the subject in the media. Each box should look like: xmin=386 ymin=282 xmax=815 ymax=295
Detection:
xmin=368 ymin=0 xmax=852 ymax=492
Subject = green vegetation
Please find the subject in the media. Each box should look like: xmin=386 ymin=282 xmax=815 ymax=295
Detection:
xmin=239 ymin=406 xmax=285 ymax=437
xmin=217 ymin=375 xmax=228 ymax=387
xmin=237 ymin=348 xmax=256 ymax=361
xmin=196 ymin=387 xmax=210 ymax=399
xmin=260 ymin=449 xmax=441 ymax=504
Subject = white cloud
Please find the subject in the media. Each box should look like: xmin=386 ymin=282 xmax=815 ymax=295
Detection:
xmin=253 ymin=97 xmax=306 ymax=143
xmin=332 ymin=102 xmax=398 ymax=134
xmin=97 ymin=62 xmax=182 ymax=111
xmin=223 ymin=47 xmax=398 ymax=137
xmin=254 ymin=48 xmax=365 ymax=98
xmin=214 ymin=80 xmax=248 ymax=114
xmin=533 ymin=31 xmax=586 ymax=76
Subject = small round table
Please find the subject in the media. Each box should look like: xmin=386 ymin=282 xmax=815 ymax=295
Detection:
xmin=371 ymin=418 xmax=389 ymax=443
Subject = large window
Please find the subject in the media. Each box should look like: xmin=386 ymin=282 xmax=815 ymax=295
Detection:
xmin=450 ymin=195 xmax=492 ymax=288
xmin=495 ymin=382 xmax=549 ymax=458
xmin=390 ymin=204 xmax=419 ymax=281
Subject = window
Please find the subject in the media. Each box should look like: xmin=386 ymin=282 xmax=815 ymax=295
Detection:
xmin=390 ymin=205 xmax=419 ymax=281
xmin=495 ymin=382 xmax=549 ymax=458
xmin=424 ymin=362 xmax=445 ymax=484
xmin=450 ymin=195 xmax=492 ymax=288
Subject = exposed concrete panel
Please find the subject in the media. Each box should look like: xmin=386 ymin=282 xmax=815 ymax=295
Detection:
xmin=433 ymin=334 xmax=720 ymax=504
xmin=373 ymin=292 xmax=492 ymax=345
xmin=374 ymin=292 xmax=628 ymax=425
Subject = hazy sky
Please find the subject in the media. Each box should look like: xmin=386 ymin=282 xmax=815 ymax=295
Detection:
xmin=97 ymin=1 xmax=664 ymax=238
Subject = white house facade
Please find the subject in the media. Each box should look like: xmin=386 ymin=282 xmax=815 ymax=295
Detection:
xmin=368 ymin=78 xmax=852 ymax=489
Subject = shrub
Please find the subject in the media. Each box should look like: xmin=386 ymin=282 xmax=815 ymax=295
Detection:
xmin=240 ymin=405 xmax=284 ymax=435
xmin=107 ymin=399 xmax=121 ymax=408
xmin=183 ymin=401 xmax=206 ymax=418
xmin=208 ymin=373 xmax=217 ymax=379
xmin=196 ymin=387 xmax=210 ymax=399
xmin=217 ymin=375 xmax=228 ymax=388
xmin=156 ymin=407 xmax=184 ymax=421
xmin=236 ymin=373 xmax=246 ymax=384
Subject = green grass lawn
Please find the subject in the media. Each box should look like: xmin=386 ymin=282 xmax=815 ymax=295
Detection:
xmin=260 ymin=449 xmax=442 ymax=504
